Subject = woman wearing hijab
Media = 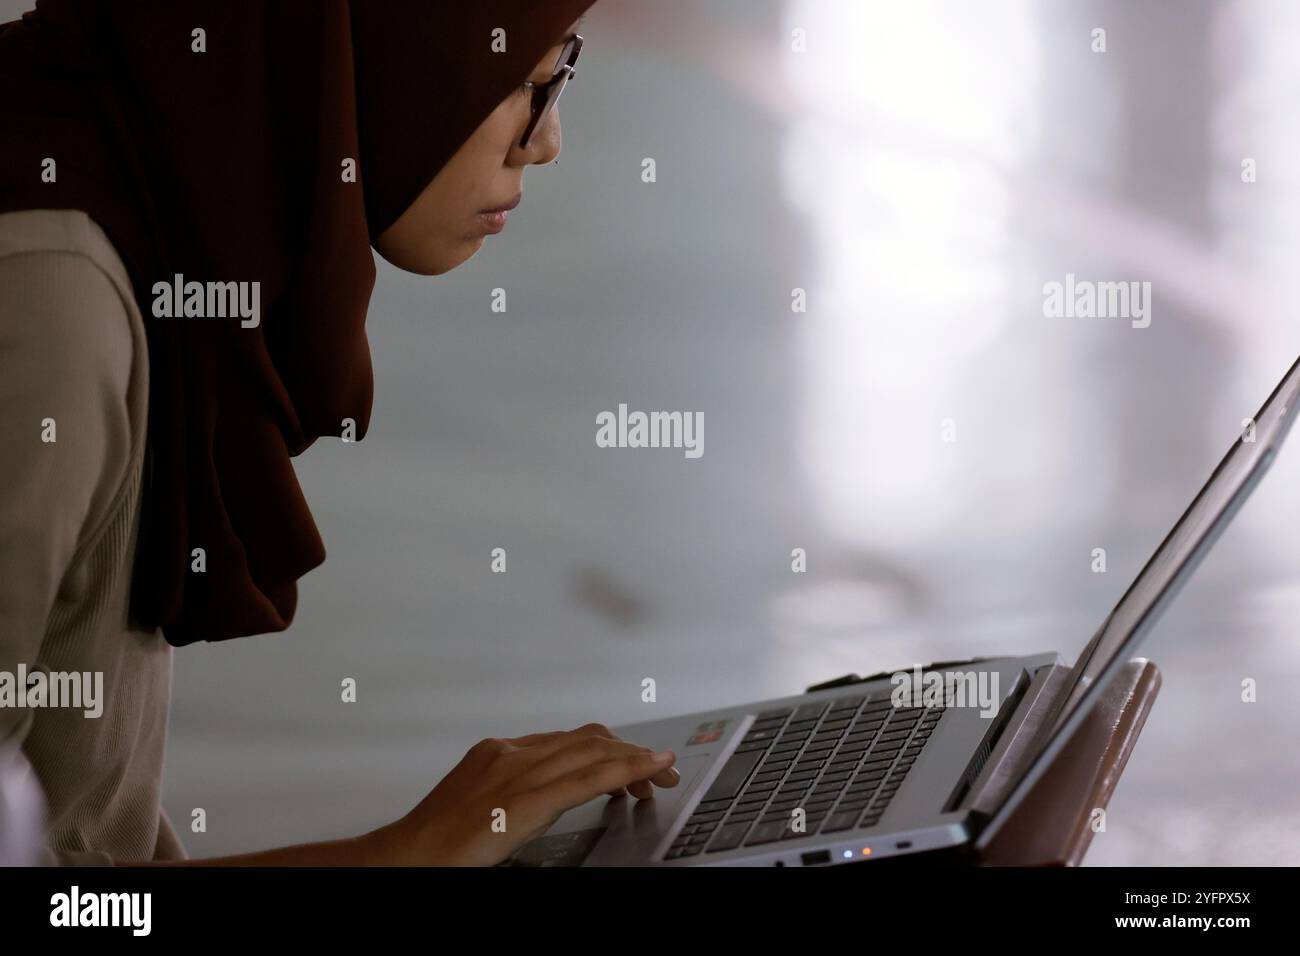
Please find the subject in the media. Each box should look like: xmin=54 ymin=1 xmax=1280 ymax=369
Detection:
xmin=0 ymin=0 xmax=679 ymax=866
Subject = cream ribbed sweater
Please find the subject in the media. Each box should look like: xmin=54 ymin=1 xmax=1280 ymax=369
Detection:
xmin=0 ymin=208 xmax=183 ymax=865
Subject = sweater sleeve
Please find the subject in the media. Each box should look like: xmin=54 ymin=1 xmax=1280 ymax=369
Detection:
xmin=0 ymin=248 xmax=138 ymax=866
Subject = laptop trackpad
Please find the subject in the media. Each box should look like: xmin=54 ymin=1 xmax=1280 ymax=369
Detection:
xmin=508 ymin=755 xmax=711 ymax=866
xmin=508 ymin=827 xmax=609 ymax=866
xmin=665 ymin=753 xmax=711 ymax=791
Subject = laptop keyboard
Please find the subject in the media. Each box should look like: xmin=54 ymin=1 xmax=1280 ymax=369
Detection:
xmin=663 ymin=694 xmax=946 ymax=859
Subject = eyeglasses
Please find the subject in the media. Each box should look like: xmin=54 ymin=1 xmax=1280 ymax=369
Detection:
xmin=518 ymin=34 xmax=583 ymax=149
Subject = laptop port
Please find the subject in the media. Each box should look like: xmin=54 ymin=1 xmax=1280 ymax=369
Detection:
xmin=800 ymin=850 xmax=832 ymax=866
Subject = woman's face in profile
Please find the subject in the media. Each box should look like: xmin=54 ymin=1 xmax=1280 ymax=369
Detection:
xmin=374 ymin=37 xmax=575 ymax=275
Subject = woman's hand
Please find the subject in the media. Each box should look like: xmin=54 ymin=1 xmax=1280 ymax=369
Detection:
xmin=365 ymin=723 xmax=680 ymax=866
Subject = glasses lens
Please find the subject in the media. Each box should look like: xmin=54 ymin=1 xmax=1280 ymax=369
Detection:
xmin=521 ymin=68 xmax=573 ymax=147
xmin=557 ymin=35 xmax=582 ymax=71
xmin=520 ymin=35 xmax=582 ymax=148
xmin=544 ymin=68 xmax=573 ymax=112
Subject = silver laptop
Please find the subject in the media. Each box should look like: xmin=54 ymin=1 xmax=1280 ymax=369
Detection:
xmin=510 ymin=356 xmax=1300 ymax=867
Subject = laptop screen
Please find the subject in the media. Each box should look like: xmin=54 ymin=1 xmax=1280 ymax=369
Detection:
xmin=1030 ymin=355 xmax=1300 ymax=777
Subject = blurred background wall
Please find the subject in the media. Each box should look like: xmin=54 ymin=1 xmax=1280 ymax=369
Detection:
xmin=5 ymin=0 xmax=1298 ymax=865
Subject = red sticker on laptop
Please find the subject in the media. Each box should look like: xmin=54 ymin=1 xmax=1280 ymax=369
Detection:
xmin=685 ymin=720 xmax=727 ymax=746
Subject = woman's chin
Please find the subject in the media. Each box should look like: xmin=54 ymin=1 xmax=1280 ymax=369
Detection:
xmin=372 ymin=237 xmax=477 ymax=276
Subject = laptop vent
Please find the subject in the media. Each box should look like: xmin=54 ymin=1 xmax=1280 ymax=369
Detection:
xmin=942 ymin=669 xmax=1029 ymax=813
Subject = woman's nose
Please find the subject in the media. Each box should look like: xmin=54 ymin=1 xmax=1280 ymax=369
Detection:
xmin=515 ymin=110 xmax=562 ymax=167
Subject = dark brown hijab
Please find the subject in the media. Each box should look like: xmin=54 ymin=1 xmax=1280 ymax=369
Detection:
xmin=0 ymin=0 xmax=596 ymax=644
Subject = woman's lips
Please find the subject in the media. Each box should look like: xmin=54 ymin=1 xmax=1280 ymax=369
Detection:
xmin=477 ymin=210 xmax=509 ymax=233
xmin=478 ymin=193 xmax=522 ymax=234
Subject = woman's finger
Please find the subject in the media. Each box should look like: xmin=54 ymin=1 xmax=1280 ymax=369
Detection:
xmin=503 ymin=722 xmax=621 ymax=762
xmin=528 ymin=750 xmax=678 ymax=815
xmin=514 ymin=735 xmax=657 ymax=790
xmin=499 ymin=730 xmax=566 ymax=748
xmin=626 ymin=779 xmax=653 ymax=800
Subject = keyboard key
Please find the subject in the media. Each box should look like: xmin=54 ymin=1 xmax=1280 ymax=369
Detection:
xmin=745 ymin=822 xmax=787 ymax=845
xmin=706 ymin=821 xmax=752 ymax=852
xmin=791 ymin=702 xmax=828 ymax=723
xmin=843 ymin=787 xmax=880 ymax=802
xmin=689 ymin=810 xmax=726 ymax=824
xmin=701 ymin=749 xmax=764 ymax=803
xmin=821 ymin=811 xmax=861 ymax=832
